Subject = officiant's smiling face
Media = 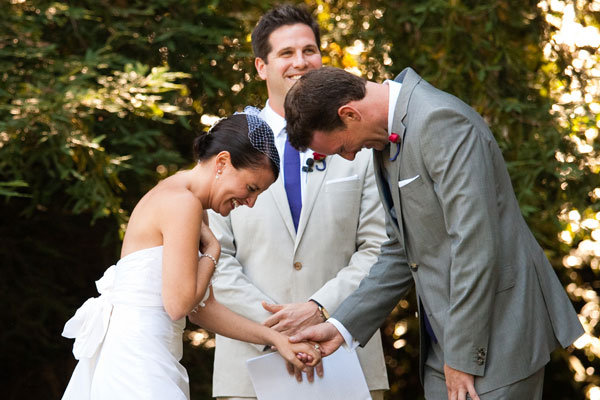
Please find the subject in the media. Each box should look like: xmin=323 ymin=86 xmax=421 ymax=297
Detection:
xmin=212 ymin=159 xmax=275 ymax=217
xmin=255 ymin=23 xmax=322 ymax=107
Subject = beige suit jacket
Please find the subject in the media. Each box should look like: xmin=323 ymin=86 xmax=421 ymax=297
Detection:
xmin=209 ymin=141 xmax=389 ymax=396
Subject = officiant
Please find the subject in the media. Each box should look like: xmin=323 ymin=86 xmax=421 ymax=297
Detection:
xmin=190 ymin=6 xmax=389 ymax=400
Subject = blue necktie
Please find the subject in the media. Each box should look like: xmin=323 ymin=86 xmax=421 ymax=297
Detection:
xmin=284 ymin=137 xmax=302 ymax=231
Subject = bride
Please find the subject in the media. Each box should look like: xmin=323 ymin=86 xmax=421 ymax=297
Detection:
xmin=61 ymin=110 xmax=321 ymax=399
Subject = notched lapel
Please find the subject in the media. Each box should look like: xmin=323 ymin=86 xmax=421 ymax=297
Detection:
xmin=393 ymin=67 xmax=422 ymax=143
xmin=388 ymin=69 xmax=423 ymax=259
xmin=391 ymin=120 xmax=406 ymax=142
xmin=269 ymin=176 xmax=297 ymax=239
xmin=374 ymin=150 xmax=402 ymax=240
xmin=294 ymin=157 xmax=328 ymax=248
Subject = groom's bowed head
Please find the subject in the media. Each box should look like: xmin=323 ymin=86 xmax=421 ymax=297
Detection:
xmin=284 ymin=66 xmax=391 ymax=159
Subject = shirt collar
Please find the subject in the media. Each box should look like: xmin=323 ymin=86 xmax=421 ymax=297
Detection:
xmin=260 ymin=100 xmax=287 ymax=138
xmin=384 ymin=79 xmax=402 ymax=134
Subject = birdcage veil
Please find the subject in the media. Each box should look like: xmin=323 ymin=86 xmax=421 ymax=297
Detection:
xmin=236 ymin=106 xmax=280 ymax=171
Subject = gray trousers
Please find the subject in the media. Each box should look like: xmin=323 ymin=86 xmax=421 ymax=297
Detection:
xmin=423 ymin=366 xmax=544 ymax=400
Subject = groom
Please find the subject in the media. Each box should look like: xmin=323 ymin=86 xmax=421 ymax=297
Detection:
xmin=284 ymin=66 xmax=584 ymax=400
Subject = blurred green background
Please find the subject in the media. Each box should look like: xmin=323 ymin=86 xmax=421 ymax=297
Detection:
xmin=1 ymin=0 xmax=599 ymax=399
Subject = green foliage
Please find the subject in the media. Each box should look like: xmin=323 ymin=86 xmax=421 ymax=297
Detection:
xmin=0 ymin=180 xmax=30 ymax=198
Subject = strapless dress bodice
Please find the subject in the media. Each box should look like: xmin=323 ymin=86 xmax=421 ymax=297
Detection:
xmin=111 ymin=245 xmax=164 ymax=307
xmin=62 ymin=245 xmax=173 ymax=361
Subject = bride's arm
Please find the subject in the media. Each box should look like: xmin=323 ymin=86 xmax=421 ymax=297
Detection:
xmin=194 ymin=215 xmax=221 ymax=297
xmin=191 ymin=290 xmax=321 ymax=370
xmin=161 ymin=195 xmax=217 ymax=321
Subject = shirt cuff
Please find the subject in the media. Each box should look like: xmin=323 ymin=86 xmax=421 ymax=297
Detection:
xmin=327 ymin=318 xmax=359 ymax=350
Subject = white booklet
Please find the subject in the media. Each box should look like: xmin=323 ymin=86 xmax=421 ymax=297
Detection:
xmin=246 ymin=347 xmax=371 ymax=400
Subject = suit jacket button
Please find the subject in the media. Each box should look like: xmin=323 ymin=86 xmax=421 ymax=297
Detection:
xmin=293 ymin=262 xmax=302 ymax=271
xmin=477 ymin=357 xmax=485 ymax=365
xmin=409 ymin=263 xmax=419 ymax=271
xmin=477 ymin=348 xmax=486 ymax=357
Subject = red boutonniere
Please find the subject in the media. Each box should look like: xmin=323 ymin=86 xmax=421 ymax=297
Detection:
xmin=302 ymin=152 xmax=327 ymax=172
xmin=313 ymin=152 xmax=326 ymax=161
xmin=313 ymin=152 xmax=327 ymax=171
xmin=389 ymin=133 xmax=401 ymax=161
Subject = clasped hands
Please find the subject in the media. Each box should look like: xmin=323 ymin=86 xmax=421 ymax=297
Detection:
xmin=264 ymin=302 xmax=480 ymax=400
xmin=262 ymin=301 xmax=344 ymax=382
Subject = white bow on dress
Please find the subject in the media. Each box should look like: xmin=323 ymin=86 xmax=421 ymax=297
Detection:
xmin=62 ymin=265 xmax=116 ymax=360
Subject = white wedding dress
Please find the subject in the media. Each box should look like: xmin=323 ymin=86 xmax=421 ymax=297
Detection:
xmin=62 ymin=245 xmax=192 ymax=400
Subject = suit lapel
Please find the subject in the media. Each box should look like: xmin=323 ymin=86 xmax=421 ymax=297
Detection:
xmin=386 ymin=68 xmax=422 ymax=245
xmin=388 ymin=143 xmax=405 ymax=243
xmin=294 ymin=156 xmax=328 ymax=250
xmin=269 ymin=175 xmax=296 ymax=239
xmin=393 ymin=67 xmax=421 ymax=143
xmin=374 ymin=150 xmax=402 ymax=239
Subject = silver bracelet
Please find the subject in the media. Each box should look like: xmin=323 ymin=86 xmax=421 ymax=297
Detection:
xmin=200 ymin=253 xmax=217 ymax=268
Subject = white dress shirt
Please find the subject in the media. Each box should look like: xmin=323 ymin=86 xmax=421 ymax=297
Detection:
xmin=259 ymin=101 xmax=314 ymax=200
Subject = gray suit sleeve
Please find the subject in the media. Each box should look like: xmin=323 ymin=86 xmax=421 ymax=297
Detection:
xmin=419 ymin=107 xmax=500 ymax=375
xmin=332 ymin=212 xmax=414 ymax=346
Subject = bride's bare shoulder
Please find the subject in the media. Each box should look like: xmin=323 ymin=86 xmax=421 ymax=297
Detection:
xmin=156 ymin=183 xmax=202 ymax=213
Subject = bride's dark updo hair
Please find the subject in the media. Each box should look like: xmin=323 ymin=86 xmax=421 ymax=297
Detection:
xmin=193 ymin=114 xmax=279 ymax=178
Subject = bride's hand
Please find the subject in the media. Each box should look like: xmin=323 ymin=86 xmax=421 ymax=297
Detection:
xmin=287 ymin=342 xmax=325 ymax=382
xmin=199 ymin=222 xmax=220 ymax=261
xmin=271 ymin=333 xmax=321 ymax=371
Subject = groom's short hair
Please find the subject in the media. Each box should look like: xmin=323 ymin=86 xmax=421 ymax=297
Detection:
xmin=251 ymin=4 xmax=321 ymax=62
xmin=284 ymin=67 xmax=367 ymax=151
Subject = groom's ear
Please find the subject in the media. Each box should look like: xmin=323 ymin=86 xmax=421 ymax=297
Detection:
xmin=338 ymin=105 xmax=361 ymax=124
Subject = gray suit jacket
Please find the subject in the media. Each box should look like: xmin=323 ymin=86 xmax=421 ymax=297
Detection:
xmin=209 ymin=116 xmax=389 ymax=395
xmin=333 ymin=67 xmax=583 ymax=393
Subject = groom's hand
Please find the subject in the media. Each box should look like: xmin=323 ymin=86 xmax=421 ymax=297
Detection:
xmin=263 ymin=301 xmax=325 ymax=382
xmin=289 ymin=322 xmax=344 ymax=357
xmin=262 ymin=301 xmax=323 ymax=336
xmin=444 ymin=364 xmax=480 ymax=400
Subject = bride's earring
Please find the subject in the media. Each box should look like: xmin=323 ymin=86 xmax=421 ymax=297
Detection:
xmin=215 ymin=170 xmax=222 ymax=180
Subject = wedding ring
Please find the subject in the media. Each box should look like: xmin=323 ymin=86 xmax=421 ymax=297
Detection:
xmin=314 ymin=344 xmax=320 ymax=350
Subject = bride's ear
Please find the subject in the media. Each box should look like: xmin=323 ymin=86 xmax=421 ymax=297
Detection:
xmin=214 ymin=151 xmax=232 ymax=173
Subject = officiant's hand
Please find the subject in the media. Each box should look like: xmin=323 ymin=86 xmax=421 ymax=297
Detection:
xmin=289 ymin=322 xmax=344 ymax=357
xmin=262 ymin=301 xmax=323 ymax=336
xmin=262 ymin=301 xmax=324 ymax=381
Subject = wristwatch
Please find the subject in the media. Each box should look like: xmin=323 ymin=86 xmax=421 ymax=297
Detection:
xmin=310 ymin=299 xmax=330 ymax=321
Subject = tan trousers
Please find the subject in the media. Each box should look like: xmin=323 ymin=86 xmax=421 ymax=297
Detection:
xmin=218 ymin=390 xmax=385 ymax=400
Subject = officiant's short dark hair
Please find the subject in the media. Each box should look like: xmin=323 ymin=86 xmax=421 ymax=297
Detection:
xmin=251 ymin=4 xmax=320 ymax=61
